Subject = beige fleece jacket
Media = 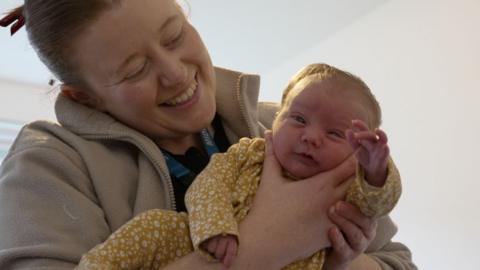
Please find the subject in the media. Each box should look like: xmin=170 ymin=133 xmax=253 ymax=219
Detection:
xmin=0 ymin=67 xmax=416 ymax=269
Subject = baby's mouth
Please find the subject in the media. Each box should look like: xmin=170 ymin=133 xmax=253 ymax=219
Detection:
xmin=296 ymin=152 xmax=318 ymax=166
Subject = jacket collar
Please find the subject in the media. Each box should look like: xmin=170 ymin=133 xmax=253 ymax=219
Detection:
xmin=214 ymin=67 xmax=262 ymax=140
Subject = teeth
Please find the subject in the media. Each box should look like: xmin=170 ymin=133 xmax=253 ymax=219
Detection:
xmin=164 ymin=80 xmax=198 ymax=106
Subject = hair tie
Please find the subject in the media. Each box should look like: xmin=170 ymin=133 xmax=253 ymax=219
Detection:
xmin=0 ymin=6 xmax=25 ymax=35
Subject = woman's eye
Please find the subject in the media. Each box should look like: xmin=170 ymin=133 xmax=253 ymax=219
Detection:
xmin=165 ymin=29 xmax=184 ymax=49
xmin=125 ymin=62 xmax=147 ymax=80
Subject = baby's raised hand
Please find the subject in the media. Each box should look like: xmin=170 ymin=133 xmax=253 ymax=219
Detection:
xmin=201 ymin=234 xmax=238 ymax=268
xmin=346 ymin=119 xmax=389 ymax=187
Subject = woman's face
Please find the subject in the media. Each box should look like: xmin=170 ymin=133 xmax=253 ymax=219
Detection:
xmin=70 ymin=0 xmax=216 ymax=143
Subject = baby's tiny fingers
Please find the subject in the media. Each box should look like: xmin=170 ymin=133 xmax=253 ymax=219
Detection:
xmin=209 ymin=239 xmax=218 ymax=250
xmin=223 ymin=240 xmax=238 ymax=268
xmin=215 ymin=238 xmax=229 ymax=260
xmin=375 ymin=129 xmax=388 ymax=144
xmin=354 ymin=131 xmax=379 ymax=142
xmin=379 ymin=144 xmax=390 ymax=161
xmin=204 ymin=238 xmax=218 ymax=253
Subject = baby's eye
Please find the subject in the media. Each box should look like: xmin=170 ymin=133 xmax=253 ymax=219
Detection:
xmin=328 ymin=130 xmax=345 ymax=139
xmin=292 ymin=115 xmax=306 ymax=124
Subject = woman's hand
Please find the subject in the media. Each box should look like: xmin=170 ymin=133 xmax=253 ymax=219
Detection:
xmin=323 ymin=202 xmax=378 ymax=270
xmin=230 ymin=131 xmax=357 ymax=270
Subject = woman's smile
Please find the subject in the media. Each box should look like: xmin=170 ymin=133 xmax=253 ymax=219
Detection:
xmin=163 ymin=75 xmax=199 ymax=107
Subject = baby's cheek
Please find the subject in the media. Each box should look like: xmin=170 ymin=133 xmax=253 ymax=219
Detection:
xmin=330 ymin=146 xmax=354 ymax=167
xmin=273 ymin=145 xmax=289 ymax=168
xmin=340 ymin=149 xmax=355 ymax=162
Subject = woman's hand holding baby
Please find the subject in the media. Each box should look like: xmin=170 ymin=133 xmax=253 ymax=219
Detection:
xmin=323 ymin=201 xmax=378 ymax=270
xmin=229 ymin=131 xmax=356 ymax=269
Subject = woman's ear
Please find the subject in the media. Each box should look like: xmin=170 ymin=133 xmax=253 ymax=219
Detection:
xmin=60 ymin=84 xmax=105 ymax=111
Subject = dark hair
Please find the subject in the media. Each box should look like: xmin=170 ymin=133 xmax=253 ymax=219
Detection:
xmin=4 ymin=1 xmax=117 ymax=87
xmin=281 ymin=63 xmax=382 ymax=128
xmin=3 ymin=1 xmax=190 ymax=88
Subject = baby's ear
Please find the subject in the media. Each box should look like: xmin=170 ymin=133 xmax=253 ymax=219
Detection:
xmin=60 ymin=84 xmax=106 ymax=111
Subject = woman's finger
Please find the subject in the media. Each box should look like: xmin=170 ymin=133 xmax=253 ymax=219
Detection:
xmin=336 ymin=176 xmax=355 ymax=200
xmin=309 ymin=154 xmax=356 ymax=188
xmin=329 ymin=205 xmax=366 ymax=251
xmin=334 ymin=202 xmax=375 ymax=234
xmin=328 ymin=226 xmax=351 ymax=257
xmin=261 ymin=130 xmax=283 ymax=182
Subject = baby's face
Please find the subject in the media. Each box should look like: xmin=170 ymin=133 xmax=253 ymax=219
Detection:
xmin=272 ymin=79 xmax=368 ymax=179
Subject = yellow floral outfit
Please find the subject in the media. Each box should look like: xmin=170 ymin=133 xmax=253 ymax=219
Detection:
xmin=77 ymin=137 xmax=401 ymax=270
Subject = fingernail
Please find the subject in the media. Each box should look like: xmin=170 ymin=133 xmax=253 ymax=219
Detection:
xmin=329 ymin=205 xmax=336 ymax=215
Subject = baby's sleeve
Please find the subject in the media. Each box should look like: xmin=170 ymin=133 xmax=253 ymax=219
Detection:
xmin=345 ymin=158 xmax=402 ymax=218
xmin=185 ymin=138 xmax=256 ymax=253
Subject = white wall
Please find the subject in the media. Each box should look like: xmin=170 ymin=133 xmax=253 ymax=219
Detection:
xmin=261 ymin=0 xmax=480 ymax=269
xmin=0 ymin=79 xmax=56 ymax=123
xmin=0 ymin=79 xmax=56 ymax=160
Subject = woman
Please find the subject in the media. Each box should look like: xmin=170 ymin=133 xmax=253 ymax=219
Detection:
xmin=0 ymin=0 xmax=415 ymax=269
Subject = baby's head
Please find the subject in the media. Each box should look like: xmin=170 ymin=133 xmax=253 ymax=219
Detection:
xmin=271 ymin=63 xmax=382 ymax=179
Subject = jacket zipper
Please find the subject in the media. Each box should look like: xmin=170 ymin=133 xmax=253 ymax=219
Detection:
xmin=85 ymin=134 xmax=177 ymax=211
xmin=235 ymin=74 xmax=256 ymax=138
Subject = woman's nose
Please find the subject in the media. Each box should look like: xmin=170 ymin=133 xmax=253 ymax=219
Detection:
xmin=156 ymin=53 xmax=187 ymax=88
